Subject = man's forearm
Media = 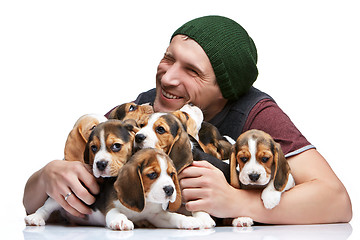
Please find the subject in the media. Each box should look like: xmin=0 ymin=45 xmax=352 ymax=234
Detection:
xmin=232 ymin=179 xmax=352 ymax=224
xmin=23 ymin=168 xmax=48 ymax=215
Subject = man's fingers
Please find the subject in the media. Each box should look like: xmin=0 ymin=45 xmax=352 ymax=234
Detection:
xmin=55 ymin=193 xmax=86 ymax=218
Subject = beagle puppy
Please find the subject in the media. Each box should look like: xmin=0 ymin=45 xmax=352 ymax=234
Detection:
xmin=230 ymin=129 xmax=295 ymax=227
xmin=107 ymin=102 xmax=154 ymax=127
xmin=101 ymin=148 xmax=202 ymax=230
xmin=133 ymin=111 xmax=216 ymax=229
xmin=64 ymin=114 xmax=107 ymax=163
xmin=25 ymin=119 xmax=138 ymax=226
xmin=84 ymin=119 xmax=139 ymax=178
xmin=198 ymin=121 xmax=233 ymax=160
xmin=173 ymin=104 xmax=233 ymax=160
xmin=171 ymin=104 xmax=203 ymax=140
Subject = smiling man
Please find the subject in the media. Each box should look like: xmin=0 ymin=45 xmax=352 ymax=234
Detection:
xmin=23 ymin=15 xmax=352 ymax=225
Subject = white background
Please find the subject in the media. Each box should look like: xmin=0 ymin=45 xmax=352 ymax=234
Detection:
xmin=1 ymin=0 xmax=359 ymax=238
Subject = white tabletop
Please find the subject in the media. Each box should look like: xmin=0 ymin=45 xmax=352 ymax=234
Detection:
xmin=19 ymin=223 xmax=352 ymax=240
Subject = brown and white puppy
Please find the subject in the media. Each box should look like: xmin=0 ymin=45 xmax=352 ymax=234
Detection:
xmin=102 ymin=148 xmax=202 ymax=230
xmin=64 ymin=114 xmax=107 ymax=163
xmin=107 ymin=102 xmax=154 ymax=127
xmin=84 ymin=119 xmax=139 ymax=178
xmin=230 ymin=129 xmax=295 ymax=227
xmin=25 ymin=119 xmax=139 ymax=227
xmin=198 ymin=121 xmax=233 ymax=160
xmin=173 ymin=104 xmax=233 ymax=161
xmin=171 ymin=104 xmax=203 ymax=140
xmin=133 ymin=111 xmax=216 ymax=229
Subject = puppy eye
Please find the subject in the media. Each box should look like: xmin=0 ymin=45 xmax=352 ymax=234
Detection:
xmin=170 ymin=172 xmax=175 ymax=178
xmin=240 ymin=157 xmax=248 ymax=163
xmin=91 ymin=145 xmax=98 ymax=153
xmin=155 ymin=126 xmax=166 ymax=134
xmin=139 ymin=124 xmax=145 ymax=128
xmin=111 ymin=143 xmax=122 ymax=152
xmin=147 ymin=172 xmax=158 ymax=180
xmin=89 ymin=125 xmax=96 ymax=131
xmin=129 ymin=105 xmax=137 ymax=112
xmin=262 ymin=157 xmax=270 ymax=163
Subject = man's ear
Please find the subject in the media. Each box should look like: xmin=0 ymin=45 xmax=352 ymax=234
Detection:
xmin=114 ymin=161 xmax=145 ymax=212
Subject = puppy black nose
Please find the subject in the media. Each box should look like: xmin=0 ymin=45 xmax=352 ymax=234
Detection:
xmin=163 ymin=185 xmax=174 ymax=197
xmin=135 ymin=134 xmax=146 ymax=143
xmin=249 ymin=173 xmax=260 ymax=182
xmin=96 ymin=160 xmax=108 ymax=171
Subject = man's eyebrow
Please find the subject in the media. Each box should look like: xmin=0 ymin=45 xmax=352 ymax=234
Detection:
xmin=164 ymin=51 xmax=204 ymax=74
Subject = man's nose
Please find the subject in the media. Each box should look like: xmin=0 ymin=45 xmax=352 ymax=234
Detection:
xmin=161 ymin=63 xmax=182 ymax=86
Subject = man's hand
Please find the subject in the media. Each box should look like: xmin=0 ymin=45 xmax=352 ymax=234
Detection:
xmin=40 ymin=160 xmax=100 ymax=217
xmin=178 ymin=160 xmax=236 ymax=218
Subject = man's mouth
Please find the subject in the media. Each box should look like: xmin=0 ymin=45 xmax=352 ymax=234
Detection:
xmin=162 ymin=89 xmax=182 ymax=100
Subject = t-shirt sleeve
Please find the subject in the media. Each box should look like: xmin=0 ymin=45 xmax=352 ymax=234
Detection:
xmin=243 ymin=99 xmax=315 ymax=157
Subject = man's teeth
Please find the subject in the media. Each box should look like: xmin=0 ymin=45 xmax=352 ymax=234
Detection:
xmin=162 ymin=89 xmax=180 ymax=99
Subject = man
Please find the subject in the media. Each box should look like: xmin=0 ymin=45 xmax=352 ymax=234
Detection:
xmin=23 ymin=15 xmax=352 ymax=224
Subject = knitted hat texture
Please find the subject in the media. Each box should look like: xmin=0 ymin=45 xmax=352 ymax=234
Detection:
xmin=171 ymin=15 xmax=258 ymax=100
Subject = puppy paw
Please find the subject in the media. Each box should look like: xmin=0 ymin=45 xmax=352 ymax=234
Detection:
xmin=261 ymin=189 xmax=281 ymax=209
xmin=232 ymin=217 xmax=253 ymax=227
xmin=108 ymin=219 xmax=134 ymax=231
xmin=178 ymin=216 xmax=202 ymax=230
xmin=24 ymin=214 xmax=45 ymax=226
xmin=193 ymin=212 xmax=216 ymax=229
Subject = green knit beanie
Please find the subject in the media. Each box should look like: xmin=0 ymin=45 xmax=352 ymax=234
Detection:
xmin=171 ymin=15 xmax=258 ymax=100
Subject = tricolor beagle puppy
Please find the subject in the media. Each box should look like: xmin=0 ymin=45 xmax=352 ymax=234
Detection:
xmin=107 ymin=102 xmax=154 ymax=128
xmin=25 ymin=119 xmax=138 ymax=226
xmin=133 ymin=109 xmax=216 ymax=229
xmin=101 ymin=148 xmax=202 ymax=230
xmin=198 ymin=121 xmax=233 ymax=160
xmin=171 ymin=104 xmax=204 ymax=140
xmin=230 ymin=129 xmax=295 ymax=227
xmin=64 ymin=114 xmax=107 ymax=163
xmin=173 ymin=104 xmax=232 ymax=160
xmin=84 ymin=119 xmax=139 ymax=178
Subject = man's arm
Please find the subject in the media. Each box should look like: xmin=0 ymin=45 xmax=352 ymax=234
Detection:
xmin=23 ymin=160 xmax=100 ymax=218
xmin=179 ymin=149 xmax=352 ymax=224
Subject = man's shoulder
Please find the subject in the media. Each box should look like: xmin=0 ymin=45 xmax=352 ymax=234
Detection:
xmin=134 ymin=88 xmax=156 ymax=105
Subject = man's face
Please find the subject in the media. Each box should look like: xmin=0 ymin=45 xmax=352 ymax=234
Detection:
xmin=153 ymin=35 xmax=227 ymax=121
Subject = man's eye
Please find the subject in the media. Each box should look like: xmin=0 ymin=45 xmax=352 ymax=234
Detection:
xmin=147 ymin=172 xmax=158 ymax=180
xmin=188 ymin=68 xmax=199 ymax=76
xmin=111 ymin=143 xmax=122 ymax=152
xmin=156 ymin=126 xmax=166 ymax=134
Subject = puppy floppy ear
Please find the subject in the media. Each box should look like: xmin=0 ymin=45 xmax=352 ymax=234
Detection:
xmin=273 ymin=142 xmax=291 ymax=192
xmin=64 ymin=121 xmax=88 ymax=163
xmin=167 ymin=170 xmax=182 ymax=212
xmin=218 ymin=139 xmax=233 ymax=160
xmin=123 ymin=119 xmax=140 ymax=134
xmin=114 ymin=161 xmax=145 ymax=212
xmin=83 ymin=133 xmax=92 ymax=165
xmin=230 ymin=145 xmax=241 ymax=189
xmin=168 ymin=129 xmax=193 ymax=173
